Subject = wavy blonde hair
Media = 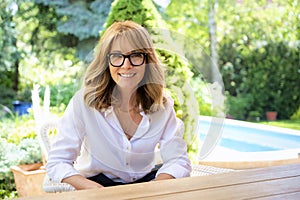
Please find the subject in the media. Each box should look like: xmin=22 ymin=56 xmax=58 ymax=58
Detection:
xmin=83 ymin=21 xmax=166 ymax=113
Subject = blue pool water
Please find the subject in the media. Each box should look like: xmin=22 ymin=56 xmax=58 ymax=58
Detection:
xmin=198 ymin=118 xmax=300 ymax=152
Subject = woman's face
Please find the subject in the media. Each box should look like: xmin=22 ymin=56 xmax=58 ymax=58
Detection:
xmin=109 ymin=37 xmax=146 ymax=91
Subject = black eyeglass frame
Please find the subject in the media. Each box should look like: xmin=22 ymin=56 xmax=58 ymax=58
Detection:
xmin=107 ymin=52 xmax=148 ymax=67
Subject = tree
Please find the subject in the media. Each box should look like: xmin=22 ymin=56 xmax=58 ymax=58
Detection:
xmin=167 ymin=0 xmax=223 ymax=87
xmin=3 ymin=0 xmax=113 ymax=107
xmin=165 ymin=0 xmax=226 ymax=119
xmin=12 ymin=1 xmax=81 ymax=104
xmin=0 ymin=0 xmax=20 ymax=107
xmin=217 ymin=0 xmax=300 ymax=119
xmin=165 ymin=0 xmax=224 ymax=81
xmin=166 ymin=0 xmax=300 ymax=119
xmin=208 ymin=0 xmax=221 ymax=87
xmin=34 ymin=0 xmax=113 ymax=60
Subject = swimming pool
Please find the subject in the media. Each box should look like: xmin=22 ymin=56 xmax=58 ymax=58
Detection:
xmin=197 ymin=116 xmax=300 ymax=169
xmin=198 ymin=116 xmax=300 ymax=152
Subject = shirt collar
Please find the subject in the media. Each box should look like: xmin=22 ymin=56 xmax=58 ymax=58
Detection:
xmin=100 ymin=106 xmax=113 ymax=117
xmin=101 ymin=105 xmax=147 ymax=118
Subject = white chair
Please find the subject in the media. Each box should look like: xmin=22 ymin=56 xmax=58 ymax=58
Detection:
xmin=191 ymin=164 xmax=234 ymax=177
xmin=40 ymin=121 xmax=235 ymax=193
xmin=39 ymin=121 xmax=75 ymax=193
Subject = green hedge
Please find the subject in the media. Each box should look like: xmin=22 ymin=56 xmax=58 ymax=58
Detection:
xmin=221 ymin=41 xmax=300 ymax=120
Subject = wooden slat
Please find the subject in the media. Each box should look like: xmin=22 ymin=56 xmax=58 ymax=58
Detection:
xmin=17 ymin=163 xmax=300 ymax=200
xmin=200 ymin=157 xmax=300 ymax=170
xmin=131 ymin=176 xmax=300 ymax=200
xmin=250 ymin=191 xmax=300 ymax=200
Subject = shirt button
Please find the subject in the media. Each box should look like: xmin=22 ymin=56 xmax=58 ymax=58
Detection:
xmin=126 ymin=162 xmax=129 ymax=166
xmin=132 ymin=178 xmax=136 ymax=181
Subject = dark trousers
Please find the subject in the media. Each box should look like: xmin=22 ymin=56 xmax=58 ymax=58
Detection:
xmin=87 ymin=164 xmax=162 ymax=187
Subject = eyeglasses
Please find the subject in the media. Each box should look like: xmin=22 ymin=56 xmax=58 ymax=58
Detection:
xmin=107 ymin=52 xmax=147 ymax=67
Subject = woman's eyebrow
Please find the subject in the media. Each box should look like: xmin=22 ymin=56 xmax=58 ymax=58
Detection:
xmin=110 ymin=49 xmax=143 ymax=54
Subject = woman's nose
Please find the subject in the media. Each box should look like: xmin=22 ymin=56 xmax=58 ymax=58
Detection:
xmin=121 ymin=57 xmax=133 ymax=69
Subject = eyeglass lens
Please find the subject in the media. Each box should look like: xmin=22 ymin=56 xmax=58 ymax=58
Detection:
xmin=108 ymin=52 xmax=146 ymax=67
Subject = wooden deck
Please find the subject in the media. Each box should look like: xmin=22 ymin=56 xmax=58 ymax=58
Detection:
xmin=16 ymin=163 xmax=300 ymax=200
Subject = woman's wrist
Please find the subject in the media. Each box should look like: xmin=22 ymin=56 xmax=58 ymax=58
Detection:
xmin=154 ymin=173 xmax=175 ymax=181
xmin=62 ymin=175 xmax=103 ymax=190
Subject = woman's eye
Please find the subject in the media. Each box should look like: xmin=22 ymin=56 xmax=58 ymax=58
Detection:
xmin=131 ymin=53 xmax=143 ymax=58
xmin=112 ymin=53 xmax=122 ymax=58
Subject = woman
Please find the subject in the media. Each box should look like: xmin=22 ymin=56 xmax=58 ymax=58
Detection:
xmin=46 ymin=20 xmax=191 ymax=190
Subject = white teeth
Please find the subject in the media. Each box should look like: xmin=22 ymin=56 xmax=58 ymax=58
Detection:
xmin=119 ymin=73 xmax=135 ymax=78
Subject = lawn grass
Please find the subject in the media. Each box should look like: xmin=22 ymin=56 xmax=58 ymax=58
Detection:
xmin=259 ymin=119 xmax=300 ymax=131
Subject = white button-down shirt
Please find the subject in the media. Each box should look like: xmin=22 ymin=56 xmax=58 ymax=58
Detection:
xmin=46 ymin=89 xmax=191 ymax=183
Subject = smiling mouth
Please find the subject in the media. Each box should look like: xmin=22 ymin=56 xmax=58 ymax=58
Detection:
xmin=118 ymin=73 xmax=136 ymax=78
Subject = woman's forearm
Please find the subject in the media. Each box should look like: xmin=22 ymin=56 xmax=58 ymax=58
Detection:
xmin=62 ymin=174 xmax=103 ymax=190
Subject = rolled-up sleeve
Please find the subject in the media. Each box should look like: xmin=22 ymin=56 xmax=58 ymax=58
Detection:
xmin=46 ymin=93 xmax=85 ymax=182
xmin=156 ymin=99 xmax=192 ymax=178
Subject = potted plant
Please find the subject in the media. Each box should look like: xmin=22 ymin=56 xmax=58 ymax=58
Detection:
xmin=264 ymin=89 xmax=281 ymax=121
xmin=265 ymin=101 xmax=278 ymax=121
xmin=10 ymin=138 xmax=46 ymax=197
xmin=265 ymin=111 xmax=278 ymax=121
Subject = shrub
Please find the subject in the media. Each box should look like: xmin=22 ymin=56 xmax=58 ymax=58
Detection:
xmin=225 ymin=93 xmax=253 ymax=120
xmin=220 ymin=41 xmax=300 ymax=119
xmin=291 ymin=106 xmax=300 ymax=120
xmin=0 ymin=139 xmax=18 ymax=199
xmin=0 ymin=115 xmax=42 ymax=199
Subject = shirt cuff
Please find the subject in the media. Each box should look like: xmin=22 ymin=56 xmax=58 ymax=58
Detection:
xmin=156 ymin=162 xmax=191 ymax=178
xmin=46 ymin=162 xmax=81 ymax=183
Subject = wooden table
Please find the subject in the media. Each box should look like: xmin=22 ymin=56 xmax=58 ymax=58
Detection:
xmin=17 ymin=163 xmax=300 ymax=200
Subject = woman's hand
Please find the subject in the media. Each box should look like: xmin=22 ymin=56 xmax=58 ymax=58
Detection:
xmin=153 ymin=173 xmax=175 ymax=181
xmin=62 ymin=175 xmax=103 ymax=190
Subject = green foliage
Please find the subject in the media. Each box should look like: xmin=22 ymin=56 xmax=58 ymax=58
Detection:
xmin=0 ymin=88 xmax=17 ymax=110
xmin=35 ymin=0 xmax=113 ymax=60
xmin=225 ymin=93 xmax=254 ymax=120
xmin=166 ymin=0 xmax=211 ymax=52
xmin=17 ymin=138 xmax=42 ymax=165
xmin=6 ymin=118 xmax=37 ymax=145
xmin=0 ymin=1 xmax=19 ymax=108
xmin=49 ymin=81 xmax=81 ymax=108
xmin=166 ymin=0 xmax=300 ymax=120
xmin=217 ymin=0 xmax=300 ymax=44
xmin=259 ymin=119 xmax=300 ymax=131
xmin=0 ymin=115 xmax=42 ymax=199
xmin=248 ymin=110 xmax=261 ymax=121
xmin=105 ymin=0 xmax=164 ymax=29
xmin=221 ymin=42 xmax=300 ymax=120
xmin=0 ymin=0 xmax=82 ymax=110
xmin=15 ymin=1 xmax=77 ymax=65
xmin=165 ymin=0 xmax=227 ymax=120
xmin=291 ymin=106 xmax=300 ymax=120
xmin=165 ymin=0 xmax=223 ymax=80
xmin=216 ymin=0 xmax=300 ymax=120
xmin=246 ymin=42 xmax=299 ymax=119
xmin=3 ymin=1 xmax=107 ymax=113
xmin=158 ymin=50 xmax=199 ymax=150
xmin=32 ymin=78 xmax=82 ymax=109
xmin=56 ymin=0 xmax=112 ymax=40
xmin=0 ymin=0 xmax=18 ymax=71
xmin=0 ymin=139 xmax=18 ymax=199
